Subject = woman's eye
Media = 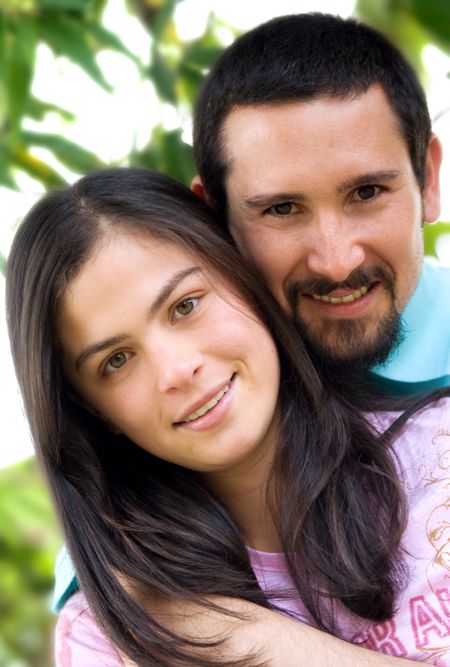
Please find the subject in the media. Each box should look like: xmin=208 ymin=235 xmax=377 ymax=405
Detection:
xmin=174 ymin=297 xmax=197 ymax=319
xmin=104 ymin=351 xmax=129 ymax=374
xmin=268 ymin=202 xmax=298 ymax=216
xmin=355 ymin=185 xmax=378 ymax=201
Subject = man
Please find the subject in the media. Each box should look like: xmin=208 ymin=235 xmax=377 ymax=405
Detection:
xmin=53 ymin=13 xmax=449 ymax=665
xmin=191 ymin=12 xmax=450 ymax=394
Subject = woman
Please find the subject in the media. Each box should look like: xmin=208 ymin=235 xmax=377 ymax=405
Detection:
xmin=6 ymin=168 xmax=449 ymax=666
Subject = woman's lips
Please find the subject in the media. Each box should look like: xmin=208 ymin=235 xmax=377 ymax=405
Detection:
xmin=174 ymin=375 xmax=235 ymax=429
xmin=180 ymin=383 xmax=231 ymax=423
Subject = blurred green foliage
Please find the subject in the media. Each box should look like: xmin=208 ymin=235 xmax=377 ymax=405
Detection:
xmin=1 ymin=1 xmax=450 ymax=665
xmin=0 ymin=458 xmax=60 ymax=666
xmin=0 ymin=0 xmax=230 ymax=193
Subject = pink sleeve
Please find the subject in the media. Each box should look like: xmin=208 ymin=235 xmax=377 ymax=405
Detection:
xmin=54 ymin=592 xmax=124 ymax=667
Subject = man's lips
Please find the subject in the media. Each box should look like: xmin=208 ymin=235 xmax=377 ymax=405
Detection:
xmin=174 ymin=376 xmax=234 ymax=425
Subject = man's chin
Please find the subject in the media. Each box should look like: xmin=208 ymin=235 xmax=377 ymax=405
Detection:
xmin=294 ymin=313 xmax=404 ymax=373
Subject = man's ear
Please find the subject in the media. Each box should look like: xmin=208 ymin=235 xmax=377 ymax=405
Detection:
xmin=423 ymin=133 xmax=443 ymax=224
xmin=191 ymin=175 xmax=209 ymax=203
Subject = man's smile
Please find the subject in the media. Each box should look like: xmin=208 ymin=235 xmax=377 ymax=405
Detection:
xmin=311 ymin=286 xmax=369 ymax=304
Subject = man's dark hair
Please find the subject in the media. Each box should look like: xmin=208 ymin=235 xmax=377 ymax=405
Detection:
xmin=193 ymin=12 xmax=431 ymax=218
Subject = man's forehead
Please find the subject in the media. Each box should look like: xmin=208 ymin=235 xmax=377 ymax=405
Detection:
xmin=222 ymin=85 xmax=396 ymax=141
xmin=221 ymin=88 xmax=407 ymax=192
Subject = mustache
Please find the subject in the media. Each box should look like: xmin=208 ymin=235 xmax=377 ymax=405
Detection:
xmin=286 ymin=266 xmax=395 ymax=306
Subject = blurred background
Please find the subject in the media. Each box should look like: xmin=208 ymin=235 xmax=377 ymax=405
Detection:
xmin=0 ymin=0 xmax=449 ymax=664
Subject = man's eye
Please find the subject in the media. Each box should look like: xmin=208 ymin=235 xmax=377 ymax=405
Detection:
xmin=104 ymin=351 xmax=129 ymax=374
xmin=174 ymin=297 xmax=197 ymax=319
xmin=268 ymin=202 xmax=298 ymax=216
xmin=356 ymin=185 xmax=377 ymax=201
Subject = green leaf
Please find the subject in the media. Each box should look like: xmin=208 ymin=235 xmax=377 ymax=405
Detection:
xmin=0 ymin=148 xmax=16 ymax=188
xmin=12 ymin=146 xmax=67 ymax=188
xmin=0 ymin=167 xmax=15 ymax=188
xmin=178 ymin=61 xmax=204 ymax=106
xmin=149 ymin=46 xmax=176 ymax=102
xmin=39 ymin=11 xmax=113 ymax=91
xmin=0 ymin=250 xmax=6 ymax=275
xmin=151 ymin=0 xmax=180 ymax=40
xmin=0 ymin=13 xmax=7 ymax=128
xmin=0 ymin=458 xmax=61 ymax=666
xmin=133 ymin=126 xmax=195 ymax=183
xmin=424 ymin=221 xmax=450 ymax=257
xmin=85 ymin=21 xmax=141 ymax=65
xmin=0 ymin=147 xmax=17 ymax=190
xmin=27 ymin=96 xmax=76 ymax=122
xmin=410 ymin=0 xmax=450 ymax=52
xmin=33 ymin=0 xmax=93 ymax=9
xmin=183 ymin=44 xmax=224 ymax=70
xmin=129 ymin=0 xmax=182 ymax=40
xmin=22 ymin=130 xmax=104 ymax=173
xmin=4 ymin=14 xmax=38 ymax=134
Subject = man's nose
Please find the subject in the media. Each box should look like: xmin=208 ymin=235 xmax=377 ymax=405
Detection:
xmin=305 ymin=215 xmax=366 ymax=282
xmin=155 ymin=337 xmax=204 ymax=393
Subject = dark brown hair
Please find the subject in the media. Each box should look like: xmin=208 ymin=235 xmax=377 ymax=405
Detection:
xmin=7 ymin=168 xmax=411 ymax=665
xmin=194 ymin=13 xmax=431 ymax=218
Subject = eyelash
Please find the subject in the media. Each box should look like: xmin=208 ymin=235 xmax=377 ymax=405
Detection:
xmin=172 ymin=296 xmax=200 ymax=321
xmin=102 ymin=350 xmax=133 ymax=376
xmin=265 ymin=202 xmax=300 ymax=218
xmin=352 ymin=184 xmax=386 ymax=203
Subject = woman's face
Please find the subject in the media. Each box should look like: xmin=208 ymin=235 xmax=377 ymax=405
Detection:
xmin=58 ymin=232 xmax=280 ymax=478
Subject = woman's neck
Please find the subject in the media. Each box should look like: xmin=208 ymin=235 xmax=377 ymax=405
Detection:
xmin=201 ymin=424 xmax=282 ymax=552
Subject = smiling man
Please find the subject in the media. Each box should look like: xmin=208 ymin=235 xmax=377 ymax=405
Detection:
xmin=192 ymin=12 xmax=450 ymax=394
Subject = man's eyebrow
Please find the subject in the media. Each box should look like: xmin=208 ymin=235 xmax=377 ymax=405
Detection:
xmin=241 ymin=172 xmax=403 ymax=209
xmin=337 ymin=170 xmax=402 ymax=194
xmin=242 ymin=192 xmax=306 ymax=209
xmin=75 ymin=266 xmax=202 ymax=372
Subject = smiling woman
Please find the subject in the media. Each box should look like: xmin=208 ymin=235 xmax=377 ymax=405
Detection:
xmin=5 ymin=167 xmax=450 ymax=667
xmin=58 ymin=232 xmax=280 ymax=476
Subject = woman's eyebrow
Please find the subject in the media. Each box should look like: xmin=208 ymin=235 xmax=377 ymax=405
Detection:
xmin=75 ymin=334 xmax=129 ymax=371
xmin=146 ymin=266 xmax=202 ymax=319
xmin=75 ymin=266 xmax=203 ymax=371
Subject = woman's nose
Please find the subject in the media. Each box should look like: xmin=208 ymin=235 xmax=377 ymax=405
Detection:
xmin=155 ymin=339 xmax=204 ymax=393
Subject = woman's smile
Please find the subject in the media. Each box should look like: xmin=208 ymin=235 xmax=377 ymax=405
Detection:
xmin=175 ymin=374 xmax=234 ymax=424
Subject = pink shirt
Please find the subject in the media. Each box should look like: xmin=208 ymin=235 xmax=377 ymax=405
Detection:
xmin=55 ymin=399 xmax=450 ymax=666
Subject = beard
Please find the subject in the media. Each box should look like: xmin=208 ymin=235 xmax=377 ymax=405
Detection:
xmin=286 ymin=266 xmax=404 ymax=373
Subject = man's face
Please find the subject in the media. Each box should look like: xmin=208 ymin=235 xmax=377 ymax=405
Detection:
xmin=221 ymin=85 xmax=441 ymax=368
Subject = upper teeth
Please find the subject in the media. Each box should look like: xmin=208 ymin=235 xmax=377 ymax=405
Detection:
xmin=312 ymin=286 xmax=369 ymax=304
xmin=182 ymin=384 xmax=230 ymax=423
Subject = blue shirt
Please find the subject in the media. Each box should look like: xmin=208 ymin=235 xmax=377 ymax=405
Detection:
xmin=369 ymin=260 xmax=450 ymax=394
xmin=52 ymin=260 xmax=450 ymax=612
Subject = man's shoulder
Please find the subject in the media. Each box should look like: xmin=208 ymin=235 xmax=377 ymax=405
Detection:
xmin=371 ymin=261 xmax=450 ymax=392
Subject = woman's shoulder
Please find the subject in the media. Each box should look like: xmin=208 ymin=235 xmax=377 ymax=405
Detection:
xmin=55 ymin=591 xmax=124 ymax=667
xmin=369 ymin=395 xmax=450 ymax=434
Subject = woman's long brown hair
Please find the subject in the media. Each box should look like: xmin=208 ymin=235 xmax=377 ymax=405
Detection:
xmin=6 ymin=168 xmax=440 ymax=666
